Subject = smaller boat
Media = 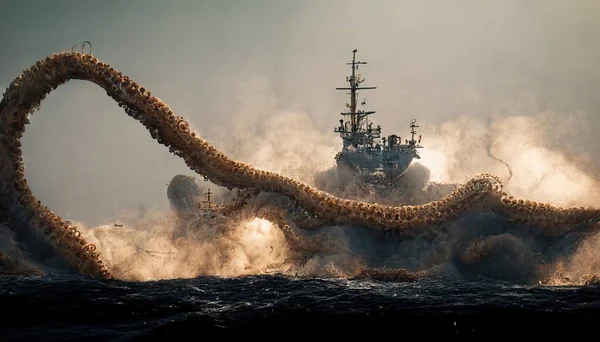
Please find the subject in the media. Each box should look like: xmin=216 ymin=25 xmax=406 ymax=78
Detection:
xmin=167 ymin=175 xmax=225 ymax=219
xmin=196 ymin=188 xmax=225 ymax=219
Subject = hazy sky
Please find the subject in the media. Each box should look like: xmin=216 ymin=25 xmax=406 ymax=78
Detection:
xmin=1 ymin=0 xmax=599 ymax=225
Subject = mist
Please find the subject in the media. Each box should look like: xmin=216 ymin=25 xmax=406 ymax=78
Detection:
xmin=0 ymin=0 xmax=599 ymax=227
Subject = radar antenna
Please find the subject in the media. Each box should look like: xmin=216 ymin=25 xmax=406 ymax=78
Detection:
xmin=409 ymin=119 xmax=418 ymax=145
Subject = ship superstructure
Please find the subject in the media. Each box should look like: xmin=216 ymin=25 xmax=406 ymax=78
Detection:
xmin=197 ymin=188 xmax=225 ymax=219
xmin=334 ymin=49 xmax=423 ymax=186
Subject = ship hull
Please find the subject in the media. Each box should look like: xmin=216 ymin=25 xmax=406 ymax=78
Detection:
xmin=336 ymin=150 xmax=415 ymax=183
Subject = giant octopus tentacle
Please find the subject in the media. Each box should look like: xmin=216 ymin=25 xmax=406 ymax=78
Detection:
xmin=2 ymin=50 xmax=600 ymax=280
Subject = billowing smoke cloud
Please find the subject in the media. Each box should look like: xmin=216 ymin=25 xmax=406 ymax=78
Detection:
xmin=419 ymin=110 xmax=600 ymax=208
xmin=78 ymin=214 xmax=291 ymax=281
xmin=210 ymin=76 xmax=340 ymax=185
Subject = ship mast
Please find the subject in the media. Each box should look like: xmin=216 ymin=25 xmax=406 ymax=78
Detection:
xmin=335 ymin=49 xmax=377 ymax=147
xmin=409 ymin=119 xmax=418 ymax=145
xmin=201 ymin=189 xmax=213 ymax=209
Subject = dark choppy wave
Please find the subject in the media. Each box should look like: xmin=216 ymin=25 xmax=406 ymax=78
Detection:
xmin=1 ymin=275 xmax=599 ymax=340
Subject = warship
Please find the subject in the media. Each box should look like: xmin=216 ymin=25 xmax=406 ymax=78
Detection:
xmin=333 ymin=49 xmax=424 ymax=187
xmin=167 ymin=50 xmax=428 ymax=212
xmin=167 ymin=175 xmax=225 ymax=219
xmin=196 ymin=188 xmax=225 ymax=219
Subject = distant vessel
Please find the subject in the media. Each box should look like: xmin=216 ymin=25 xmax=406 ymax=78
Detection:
xmin=197 ymin=188 xmax=225 ymax=219
xmin=333 ymin=49 xmax=424 ymax=186
xmin=167 ymin=175 xmax=225 ymax=219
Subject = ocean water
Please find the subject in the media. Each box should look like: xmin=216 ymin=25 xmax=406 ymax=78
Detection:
xmin=1 ymin=274 xmax=599 ymax=340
